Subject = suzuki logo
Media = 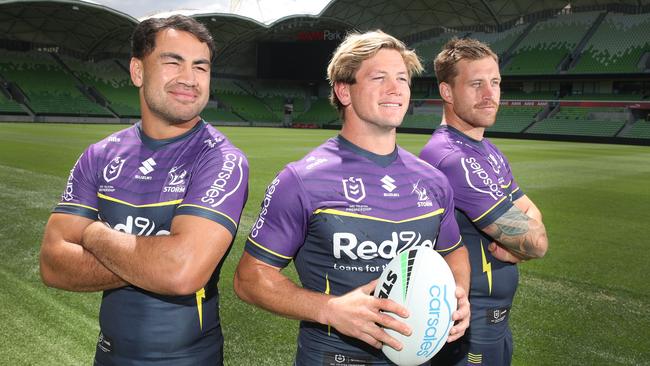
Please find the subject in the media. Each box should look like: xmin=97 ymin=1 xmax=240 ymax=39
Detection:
xmin=381 ymin=175 xmax=397 ymax=192
xmin=342 ymin=177 xmax=366 ymax=203
xmin=138 ymin=158 xmax=156 ymax=175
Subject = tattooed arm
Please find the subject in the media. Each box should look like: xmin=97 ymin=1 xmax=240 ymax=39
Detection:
xmin=483 ymin=195 xmax=548 ymax=261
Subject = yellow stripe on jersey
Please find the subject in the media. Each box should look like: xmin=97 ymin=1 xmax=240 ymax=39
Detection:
xmin=313 ymin=208 xmax=444 ymax=224
xmin=325 ymin=274 xmax=331 ymax=336
xmin=56 ymin=202 xmax=99 ymax=212
xmin=97 ymin=193 xmax=182 ymax=208
xmin=472 ymin=196 xmax=508 ymax=223
xmin=436 ymin=236 xmax=463 ymax=253
xmin=511 ymin=186 xmax=520 ymax=194
xmin=176 ymin=203 xmax=238 ymax=228
xmin=480 ymin=240 xmax=493 ymax=296
xmin=468 ymin=352 xmax=483 ymax=364
xmin=500 ymin=180 xmax=512 ymax=189
xmin=247 ymin=236 xmax=293 ymax=260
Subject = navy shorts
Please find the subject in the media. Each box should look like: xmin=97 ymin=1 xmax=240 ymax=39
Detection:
xmin=429 ymin=328 xmax=513 ymax=366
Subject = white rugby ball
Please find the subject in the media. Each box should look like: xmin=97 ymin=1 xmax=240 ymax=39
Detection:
xmin=373 ymin=245 xmax=456 ymax=366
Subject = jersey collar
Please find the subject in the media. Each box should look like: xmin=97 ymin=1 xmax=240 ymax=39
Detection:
xmin=336 ymin=134 xmax=398 ymax=168
xmin=136 ymin=120 xmax=205 ymax=151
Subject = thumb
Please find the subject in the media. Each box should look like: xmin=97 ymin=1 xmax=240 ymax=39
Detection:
xmin=488 ymin=242 xmax=497 ymax=252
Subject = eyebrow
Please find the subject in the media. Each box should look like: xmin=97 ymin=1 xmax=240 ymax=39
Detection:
xmin=160 ymin=52 xmax=211 ymax=66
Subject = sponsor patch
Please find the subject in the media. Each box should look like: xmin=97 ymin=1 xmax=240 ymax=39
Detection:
xmin=487 ymin=306 xmax=510 ymax=325
xmin=97 ymin=331 xmax=113 ymax=353
xmin=322 ymin=352 xmax=372 ymax=366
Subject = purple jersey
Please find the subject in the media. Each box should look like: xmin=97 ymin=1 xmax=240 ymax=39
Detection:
xmin=420 ymin=125 xmax=524 ymax=343
xmin=245 ymin=135 xmax=461 ymax=364
xmin=54 ymin=121 xmax=248 ymax=365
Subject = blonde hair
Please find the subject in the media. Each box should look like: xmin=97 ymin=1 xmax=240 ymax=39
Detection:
xmin=434 ymin=37 xmax=498 ymax=85
xmin=327 ymin=30 xmax=423 ymax=115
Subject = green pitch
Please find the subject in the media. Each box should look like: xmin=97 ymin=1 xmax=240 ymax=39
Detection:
xmin=0 ymin=123 xmax=648 ymax=365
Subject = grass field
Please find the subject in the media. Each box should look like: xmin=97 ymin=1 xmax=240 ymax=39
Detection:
xmin=0 ymin=122 xmax=649 ymax=365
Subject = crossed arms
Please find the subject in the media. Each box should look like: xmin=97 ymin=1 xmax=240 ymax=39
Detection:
xmin=40 ymin=213 xmax=233 ymax=295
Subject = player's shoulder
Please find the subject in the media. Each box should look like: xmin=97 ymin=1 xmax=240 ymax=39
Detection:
xmin=199 ymin=123 xmax=248 ymax=162
xmin=83 ymin=124 xmax=138 ymax=161
xmin=420 ymin=127 xmax=466 ymax=165
xmin=288 ymin=137 xmax=341 ymax=177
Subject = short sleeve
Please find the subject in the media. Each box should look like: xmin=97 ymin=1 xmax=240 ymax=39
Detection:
xmin=438 ymin=152 xmax=513 ymax=229
xmin=176 ymin=148 xmax=249 ymax=236
xmin=53 ymin=149 xmax=99 ymax=220
xmin=244 ymin=166 xmax=311 ymax=268
xmin=431 ymin=174 xmax=462 ymax=256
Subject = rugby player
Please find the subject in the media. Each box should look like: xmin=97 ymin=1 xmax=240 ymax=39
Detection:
xmin=234 ymin=30 xmax=470 ymax=365
xmin=39 ymin=15 xmax=248 ymax=365
xmin=419 ymin=38 xmax=548 ymax=366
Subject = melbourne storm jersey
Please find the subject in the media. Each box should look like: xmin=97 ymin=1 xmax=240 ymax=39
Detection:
xmin=420 ymin=125 xmax=523 ymax=343
xmin=245 ymin=135 xmax=462 ymax=365
xmin=54 ymin=121 xmax=248 ymax=365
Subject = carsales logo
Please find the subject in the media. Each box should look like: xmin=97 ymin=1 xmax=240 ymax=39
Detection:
xmin=250 ymin=176 xmax=281 ymax=238
xmin=200 ymin=153 xmax=245 ymax=208
xmin=461 ymin=157 xmax=504 ymax=200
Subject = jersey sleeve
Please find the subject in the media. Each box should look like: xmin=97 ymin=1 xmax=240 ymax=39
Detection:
xmin=244 ymin=166 xmax=311 ymax=268
xmin=500 ymin=152 xmax=524 ymax=201
xmin=432 ymin=174 xmax=463 ymax=256
xmin=438 ymin=152 xmax=513 ymax=229
xmin=52 ymin=148 xmax=99 ymax=220
xmin=176 ymin=148 xmax=249 ymax=236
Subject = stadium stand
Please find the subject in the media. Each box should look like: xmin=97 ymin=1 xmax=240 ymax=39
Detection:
xmin=293 ymin=98 xmax=339 ymax=126
xmin=411 ymin=33 xmax=461 ymax=75
xmin=216 ymin=93 xmax=280 ymax=122
xmin=527 ymin=106 xmax=627 ymax=136
xmin=570 ymin=12 xmax=650 ymax=74
xmin=0 ymin=89 xmax=25 ymax=114
xmin=0 ymin=50 xmax=110 ymax=116
xmin=489 ymin=105 xmax=543 ymax=133
xmin=619 ymin=119 xmax=650 ymax=139
xmin=61 ymin=55 xmax=140 ymax=117
xmin=200 ymin=107 xmax=244 ymax=123
xmin=469 ymin=25 xmax=527 ymax=56
xmin=503 ymin=11 xmax=602 ymax=75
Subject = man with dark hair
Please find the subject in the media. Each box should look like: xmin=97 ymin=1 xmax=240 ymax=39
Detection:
xmin=234 ymin=30 xmax=470 ymax=365
xmin=420 ymin=37 xmax=548 ymax=365
xmin=39 ymin=15 xmax=248 ymax=365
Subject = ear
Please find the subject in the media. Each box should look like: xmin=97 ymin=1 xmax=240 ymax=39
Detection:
xmin=130 ymin=57 xmax=143 ymax=88
xmin=439 ymin=82 xmax=453 ymax=104
xmin=334 ymin=82 xmax=351 ymax=107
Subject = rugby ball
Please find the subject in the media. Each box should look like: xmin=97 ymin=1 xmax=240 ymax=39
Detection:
xmin=374 ymin=245 xmax=456 ymax=366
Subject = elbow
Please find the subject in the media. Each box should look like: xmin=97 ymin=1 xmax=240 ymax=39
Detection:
xmin=39 ymin=250 xmax=60 ymax=289
xmin=165 ymin=266 xmax=211 ymax=296
xmin=233 ymin=269 xmax=254 ymax=304
xmin=530 ymin=233 xmax=548 ymax=259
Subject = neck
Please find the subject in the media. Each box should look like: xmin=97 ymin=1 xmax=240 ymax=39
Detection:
xmin=340 ymin=119 xmax=397 ymax=155
xmin=140 ymin=109 xmax=201 ymax=140
xmin=441 ymin=107 xmax=485 ymax=141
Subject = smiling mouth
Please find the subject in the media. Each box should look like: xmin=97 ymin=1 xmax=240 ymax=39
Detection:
xmin=379 ymin=102 xmax=402 ymax=107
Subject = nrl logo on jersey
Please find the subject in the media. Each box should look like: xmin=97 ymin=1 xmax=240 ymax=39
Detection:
xmin=103 ymin=156 xmax=126 ymax=183
xmin=342 ymin=177 xmax=366 ymax=203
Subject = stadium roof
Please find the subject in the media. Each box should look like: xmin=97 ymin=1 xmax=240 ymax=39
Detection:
xmin=1 ymin=0 xmax=649 ymax=65
xmin=0 ymin=0 xmax=137 ymax=58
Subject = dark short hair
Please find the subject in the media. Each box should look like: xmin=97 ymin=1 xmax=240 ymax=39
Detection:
xmin=131 ymin=15 xmax=215 ymax=60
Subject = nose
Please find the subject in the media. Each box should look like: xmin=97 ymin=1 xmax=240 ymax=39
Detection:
xmin=385 ymin=77 xmax=402 ymax=95
xmin=177 ymin=64 xmax=197 ymax=87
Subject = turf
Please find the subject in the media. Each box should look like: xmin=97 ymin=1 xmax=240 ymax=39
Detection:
xmin=0 ymin=123 xmax=648 ymax=365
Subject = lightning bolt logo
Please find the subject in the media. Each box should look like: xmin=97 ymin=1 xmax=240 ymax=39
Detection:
xmin=480 ymin=241 xmax=493 ymax=296
xmin=196 ymin=287 xmax=205 ymax=330
xmin=325 ymin=274 xmax=331 ymax=336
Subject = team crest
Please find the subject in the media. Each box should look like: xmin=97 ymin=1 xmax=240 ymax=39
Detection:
xmin=342 ymin=177 xmax=366 ymax=203
xmin=168 ymin=165 xmax=187 ymax=186
xmin=103 ymin=156 xmax=126 ymax=183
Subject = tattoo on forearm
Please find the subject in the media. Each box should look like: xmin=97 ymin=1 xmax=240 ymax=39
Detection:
xmin=486 ymin=206 xmax=543 ymax=259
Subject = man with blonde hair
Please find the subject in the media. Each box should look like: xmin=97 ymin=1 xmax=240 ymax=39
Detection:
xmin=420 ymin=37 xmax=548 ymax=365
xmin=235 ymin=30 xmax=470 ymax=365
